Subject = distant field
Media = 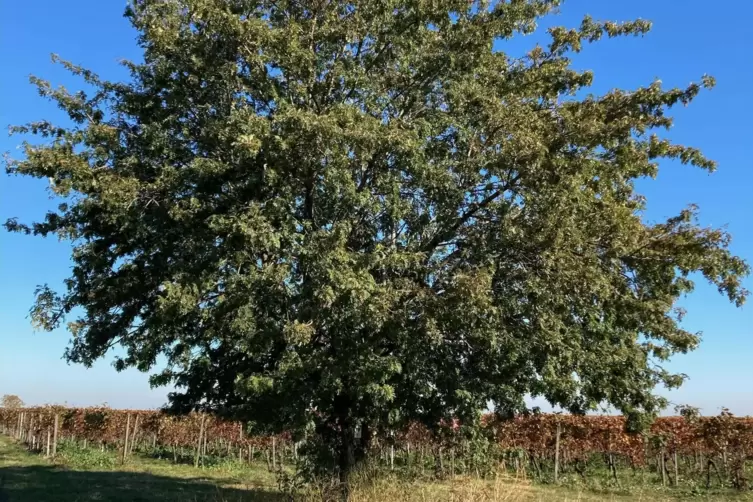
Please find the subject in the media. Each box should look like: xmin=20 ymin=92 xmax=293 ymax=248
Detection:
xmin=1 ymin=435 xmax=752 ymax=501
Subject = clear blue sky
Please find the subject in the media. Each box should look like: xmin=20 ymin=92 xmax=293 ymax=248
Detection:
xmin=1 ymin=1 xmax=751 ymax=414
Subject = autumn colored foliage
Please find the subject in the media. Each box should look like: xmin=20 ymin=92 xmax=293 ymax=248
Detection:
xmin=2 ymin=406 xmax=751 ymax=466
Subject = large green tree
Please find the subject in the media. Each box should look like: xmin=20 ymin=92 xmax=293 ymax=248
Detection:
xmin=6 ymin=0 xmax=748 ymax=478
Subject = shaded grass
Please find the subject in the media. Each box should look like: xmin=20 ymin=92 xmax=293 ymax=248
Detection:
xmin=0 ymin=436 xmax=281 ymax=501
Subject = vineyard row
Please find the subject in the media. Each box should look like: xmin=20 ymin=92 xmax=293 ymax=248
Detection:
xmin=1 ymin=407 xmax=751 ymax=487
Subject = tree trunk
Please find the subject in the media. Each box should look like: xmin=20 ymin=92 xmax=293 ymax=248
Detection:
xmin=338 ymin=424 xmax=357 ymax=498
xmin=355 ymin=422 xmax=371 ymax=464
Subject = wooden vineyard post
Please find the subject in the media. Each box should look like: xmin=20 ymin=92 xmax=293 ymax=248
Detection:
xmin=272 ymin=436 xmax=277 ymax=471
xmin=239 ymin=422 xmax=243 ymax=461
xmin=36 ymin=413 xmax=42 ymax=451
xmin=202 ymin=424 xmax=208 ymax=461
xmin=122 ymin=414 xmax=131 ymax=463
xmin=660 ymin=451 xmax=667 ymax=487
xmin=130 ymin=415 xmax=140 ymax=455
xmin=46 ymin=426 xmax=51 ymax=458
xmin=29 ymin=415 xmax=35 ymax=450
xmin=391 ymin=444 xmax=395 ymax=471
xmin=554 ymin=421 xmax=561 ymax=483
xmin=52 ymin=413 xmax=59 ymax=458
xmin=194 ymin=413 xmax=206 ymax=468
xmin=673 ymin=451 xmax=679 ymax=487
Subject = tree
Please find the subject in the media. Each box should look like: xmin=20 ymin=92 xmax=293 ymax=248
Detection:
xmin=1 ymin=395 xmax=25 ymax=409
xmin=5 ymin=0 xmax=748 ymax=482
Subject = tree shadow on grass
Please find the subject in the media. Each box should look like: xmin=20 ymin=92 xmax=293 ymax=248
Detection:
xmin=0 ymin=464 xmax=286 ymax=502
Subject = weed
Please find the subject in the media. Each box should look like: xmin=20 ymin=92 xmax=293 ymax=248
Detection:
xmin=55 ymin=438 xmax=117 ymax=469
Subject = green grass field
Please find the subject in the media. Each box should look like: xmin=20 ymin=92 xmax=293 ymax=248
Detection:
xmin=0 ymin=435 xmax=280 ymax=501
xmin=1 ymin=435 xmax=751 ymax=501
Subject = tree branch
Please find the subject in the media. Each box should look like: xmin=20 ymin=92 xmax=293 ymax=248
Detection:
xmin=421 ymin=174 xmax=520 ymax=254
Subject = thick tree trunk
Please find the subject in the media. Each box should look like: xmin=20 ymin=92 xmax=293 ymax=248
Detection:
xmin=355 ymin=422 xmax=371 ymax=463
xmin=338 ymin=424 xmax=356 ymax=484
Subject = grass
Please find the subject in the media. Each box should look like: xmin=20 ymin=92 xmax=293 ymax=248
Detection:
xmin=0 ymin=435 xmax=280 ymax=501
xmin=1 ymin=436 xmax=751 ymax=501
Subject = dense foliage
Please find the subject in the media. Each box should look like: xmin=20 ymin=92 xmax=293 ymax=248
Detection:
xmin=5 ymin=0 xmax=748 ymax=477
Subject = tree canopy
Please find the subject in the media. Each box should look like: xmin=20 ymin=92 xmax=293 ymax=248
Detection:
xmin=6 ymin=0 xmax=748 ymax=477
